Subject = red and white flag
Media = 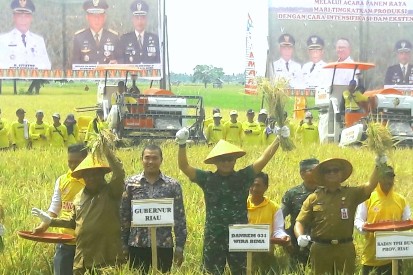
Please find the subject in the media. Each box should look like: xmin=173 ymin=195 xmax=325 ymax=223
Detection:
xmin=245 ymin=13 xmax=257 ymax=95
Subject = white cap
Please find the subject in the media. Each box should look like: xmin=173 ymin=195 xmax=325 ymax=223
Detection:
xmin=213 ymin=113 xmax=222 ymax=118
xmin=230 ymin=110 xmax=238 ymax=116
xmin=259 ymin=109 xmax=268 ymax=115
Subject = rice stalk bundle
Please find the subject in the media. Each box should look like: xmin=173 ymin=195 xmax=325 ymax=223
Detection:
xmin=258 ymin=77 xmax=295 ymax=151
xmin=88 ymin=129 xmax=116 ymax=161
xmin=364 ymin=121 xmax=394 ymax=170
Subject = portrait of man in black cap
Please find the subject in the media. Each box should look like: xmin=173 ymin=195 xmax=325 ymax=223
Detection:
xmin=71 ymin=0 xmax=119 ymax=69
xmin=301 ymin=35 xmax=331 ymax=88
xmin=115 ymin=0 xmax=160 ymax=65
xmin=270 ymin=33 xmax=302 ymax=88
xmin=0 ymin=0 xmax=51 ymax=70
xmin=384 ymin=39 xmax=413 ymax=85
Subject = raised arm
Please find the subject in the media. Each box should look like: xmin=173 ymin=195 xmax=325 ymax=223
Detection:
xmin=178 ymin=145 xmax=197 ymax=181
xmin=252 ymin=137 xmax=280 ymax=174
xmin=363 ymin=165 xmax=379 ymax=196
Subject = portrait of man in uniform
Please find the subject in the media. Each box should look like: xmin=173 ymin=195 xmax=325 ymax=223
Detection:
xmin=115 ymin=0 xmax=161 ymax=65
xmin=71 ymin=0 xmax=119 ymax=69
xmin=384 ymin=39 xmax=413 ymax=86
xmin=0 ymin=0 xmax=51 ymax=70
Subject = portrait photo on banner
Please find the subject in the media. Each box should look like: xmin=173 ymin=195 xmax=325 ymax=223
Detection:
xmin=267 ymin=0 xmax=413 ymax=90
xmin=0 ymin=0 xmax=162 ymax=79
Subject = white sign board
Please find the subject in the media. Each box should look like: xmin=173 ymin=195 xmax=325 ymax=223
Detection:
xmin=376 ymin=232 xmax=413 ymax=260
xmin=131 ymin=198 xmax=174 ymax=227
xmin=228 ymin=224 xmax=270 ymax=252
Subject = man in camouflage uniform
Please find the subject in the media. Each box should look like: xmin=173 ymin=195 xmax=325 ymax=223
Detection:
xmin=176 ymin=126 xmax=289 ymax=275
xmin=121 ymin=144 xmax=187 ymax=274
xmin=71 ymin=0 xmax=118 ymax=68
xmin=281 ymin=158 xmax=319 ymax=270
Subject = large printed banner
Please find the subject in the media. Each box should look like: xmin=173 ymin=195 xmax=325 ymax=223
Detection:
xmin=0 ymin=0 xmax=162 ymax=80
xmin=267 ymin=0 xmax=413 ymax=90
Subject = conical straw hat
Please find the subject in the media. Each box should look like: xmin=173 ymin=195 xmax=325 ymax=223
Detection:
xmin=311 ymin=158 xmax=353 ymax=184
xmin=71 ymin=154 xmax=111 ymax=178
xmin=204 ymin=140 xmax=246 ymax=164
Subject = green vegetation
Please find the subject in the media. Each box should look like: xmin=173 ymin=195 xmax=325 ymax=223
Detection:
xmin=0 ymin=83 xmax=412 ymax=274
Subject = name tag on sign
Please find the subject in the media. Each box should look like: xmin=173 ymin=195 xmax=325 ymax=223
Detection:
xmin=375 ymin=231 xmax=413 ymax=260
xmin=228 ymin=224 xmax=270 ymax=252
xmin=131 ymin=198 xmax=174 ymax=227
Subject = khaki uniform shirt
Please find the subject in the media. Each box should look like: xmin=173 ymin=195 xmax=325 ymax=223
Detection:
xmin=297 ymin=186 xmax=368 ymax=240
xmin=50 ymin=153 xmax=125 ymax=270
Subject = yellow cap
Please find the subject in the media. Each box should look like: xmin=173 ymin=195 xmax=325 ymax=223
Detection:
xmin=71 ymin=154 xmax=111 ymax=178
xmin=204 ymin=140 xmax=246 ymax=164
xmin=311 ymin=158 xmax=353 ymax=184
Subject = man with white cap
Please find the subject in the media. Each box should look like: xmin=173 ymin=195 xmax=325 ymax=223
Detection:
xmin=223 ymin=110 xmax=242 ymax=146
xmin=242 ymin=109 xmax=261 ymax=146
xmin=205 ymin=112 xmax=224 ymax=145
xmin=294 ymin=157 xmax=383 ymax=275
xmin=0 ymin=0 xmax=51 ymax=70
xmin=384 ymin=39 xmax=413 ymax=85
xmin=295 ymin=111 xmax=319 ymax=145
xmin=71 ymin=0 xmax=119 ymax=68
xmin=48 ymin=113 xmax=68 ymax=148
xmin=116 ymin=0 xmax=160 ymax=64
xmin=176 ymin=125 xmax=290 ymax=275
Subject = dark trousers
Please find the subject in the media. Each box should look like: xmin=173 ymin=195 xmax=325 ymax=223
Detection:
xmin=128 ymin=246 xmax=173 ymax=274
xmin=203 ymin=237 xmax=246 ymax=275
xmin=54 ymin=243 xmax=75 ymax=275
xmin=362 ymin=261 xmax=402 ymax=275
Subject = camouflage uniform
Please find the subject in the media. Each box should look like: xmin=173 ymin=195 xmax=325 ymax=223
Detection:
xmin=193 ymin=165 xmax=255 ymax=275
xmin=281 ymin=183 xmax=313 ymax=268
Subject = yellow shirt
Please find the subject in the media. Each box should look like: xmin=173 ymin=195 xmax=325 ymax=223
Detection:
xmin=223 ymin=121 xmax=243 ymax=146
xmin=0 ymin=118 xmax=9 ymax=149
xmin=48 ymin=124 xmax=68 ymax=148
xmin=247 ymin=196 xmax=279 ymax=233
xmin=296 ymin=122 xmax=319 ymax=144
xmin=343 ymin=90 xmax=368 ymax=111
xmin=361 ymin=185 xmax=408 ymax=266
xmin=205 ymin=123 xmax=224 ymax=144
xmin=10 ymin=120 xmax=29 ymax=149
xmin=55 ymin=171 xmax=85 ymax=245
xmin=242 ymin=121 xmax=261 ymax=146
xmin=30 ymin=122 xmax=49 ymax=148
xmin=85 ymin=119 xmax=109 ymax=143
xmin=66 ymin=124 xmax=79 ymax=146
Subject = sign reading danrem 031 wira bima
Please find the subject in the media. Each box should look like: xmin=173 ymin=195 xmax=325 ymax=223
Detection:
xmin=0 ymin=0 xmax=162 ymax=80
xmin=228 ymin=224 xmax=270 ymax=252
xmin=132 ymin=198 xmax=174 ymax=227
xmin=268 ymin=0 xmax=413 ymax=90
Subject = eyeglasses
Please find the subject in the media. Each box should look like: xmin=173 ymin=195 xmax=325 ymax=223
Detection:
xmin=322 ymin=168 xmax=341 ymax=174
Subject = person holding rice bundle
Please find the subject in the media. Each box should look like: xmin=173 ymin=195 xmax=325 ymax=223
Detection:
xmin=176 ymin=125 xmax=289 ymax=275
xmin=294 ymin=157 xmax=385 ymax=275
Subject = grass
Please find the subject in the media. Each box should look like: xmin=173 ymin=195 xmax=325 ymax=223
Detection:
xmin=0 ymin=83 xmax=412 ymax=274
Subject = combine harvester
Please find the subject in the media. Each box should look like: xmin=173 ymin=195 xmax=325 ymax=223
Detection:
xmin=76 ymin=65 xmax=205 ymax=144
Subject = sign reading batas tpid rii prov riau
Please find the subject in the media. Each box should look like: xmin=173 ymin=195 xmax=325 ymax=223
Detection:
xmin=131 ymin=198 xmax=174 ymax=227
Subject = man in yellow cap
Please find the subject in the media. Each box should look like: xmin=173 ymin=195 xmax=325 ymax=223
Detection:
xmin=355 ymin=165 xmax=410 ymax=275
xmin=294 ymin=157 xmax=384 ymax=275
xmin=34 ymin=143 xmax=88 ymax=275
xmin=32 ymin=141 xmax=125 ymax=274
xmin=176 ymin=125 xmax=290 ymax=275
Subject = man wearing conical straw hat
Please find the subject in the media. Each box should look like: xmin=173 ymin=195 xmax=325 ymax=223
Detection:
xmin=294 ymin=156 xmax=386 ymax=275
xmin=32 ymin=142 xmax=125 ymax=274
xmin=176 ymin=126 xmax=290 ymax=275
